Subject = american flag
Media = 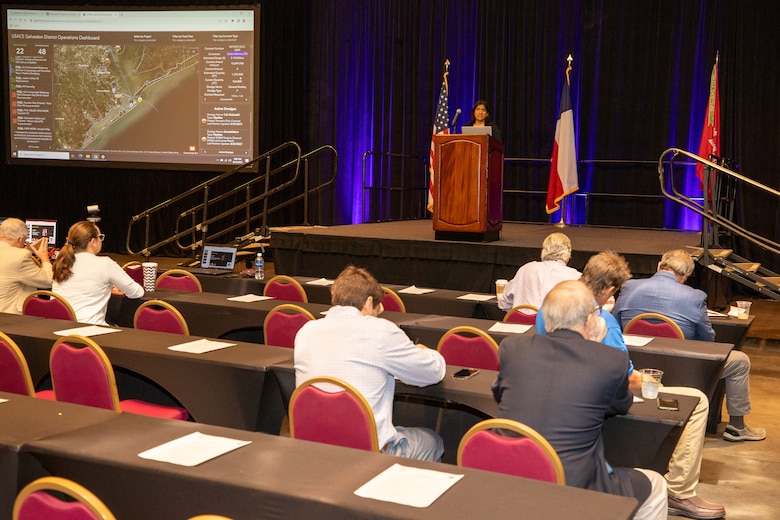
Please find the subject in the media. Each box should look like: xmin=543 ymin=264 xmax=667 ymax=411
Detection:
xmin=428 ymin=69 xmax=449 ymax=212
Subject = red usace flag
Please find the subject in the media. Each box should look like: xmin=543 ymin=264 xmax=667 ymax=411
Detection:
xmin=696 ymin=57 xmax=720 ymax=186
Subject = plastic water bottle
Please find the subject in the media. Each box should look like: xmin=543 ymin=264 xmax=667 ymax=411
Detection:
xmin=254 ymin=252 xmax=265 ymax=280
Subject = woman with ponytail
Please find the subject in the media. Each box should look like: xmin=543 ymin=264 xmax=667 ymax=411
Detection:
xmin=53 ymin=221 xmax=144 ymax=325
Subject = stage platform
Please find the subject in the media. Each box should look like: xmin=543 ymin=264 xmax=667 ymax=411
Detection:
xmin=270 ymin=221 xmax=701 ymax=293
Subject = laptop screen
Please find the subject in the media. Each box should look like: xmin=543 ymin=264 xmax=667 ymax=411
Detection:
xmin=200 ymin=244 xmax=237 ymax=269
xmin=26 ymin=219 xmax=57 ymax=246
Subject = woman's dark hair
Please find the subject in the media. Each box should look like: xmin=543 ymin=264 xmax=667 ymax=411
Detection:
xmin=466 ymin=99 xmax=493 ymax=125
xmin=52 ymin=221 xmax=100 ymax=283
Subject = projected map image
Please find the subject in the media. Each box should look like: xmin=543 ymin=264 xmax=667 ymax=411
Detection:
xmin=53 ymin=44 xmax=199 ymax=150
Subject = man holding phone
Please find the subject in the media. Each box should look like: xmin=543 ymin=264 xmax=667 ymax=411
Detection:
xmin=295 ymin=265 xmax=446 ymax=462
xmin=0 ymin=218 xmax=53 ymax=314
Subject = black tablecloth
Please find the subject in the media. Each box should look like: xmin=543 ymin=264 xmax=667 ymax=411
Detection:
xmin=0 ymin=393 xmax=118 ymax=518
xmin=3 ymin=317 xmax=294 ymax=430
xmin=18 ymin=411 xmax=638 ymax=520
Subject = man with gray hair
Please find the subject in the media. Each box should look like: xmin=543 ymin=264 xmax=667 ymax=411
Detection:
xmin=0 ymin=218 xmax=53 ymax=314
xmin=614 ymin=249 xmax=765 ymax=443
xmin=497 ymin=231 xmax=580 ymax=311
xmin=493 ymin=280 xmax=667 ymax=519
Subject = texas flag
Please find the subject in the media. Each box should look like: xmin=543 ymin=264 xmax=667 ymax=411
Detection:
xmin=546 ymin=75 xmax=578 ymax=214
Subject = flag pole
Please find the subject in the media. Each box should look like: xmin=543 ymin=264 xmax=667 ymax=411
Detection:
xmin=555 ymin=55 xmax=574 ymax=228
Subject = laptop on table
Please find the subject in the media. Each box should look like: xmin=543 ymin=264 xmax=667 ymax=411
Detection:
xmin=186 ymin=244 xmax=238 ymax=275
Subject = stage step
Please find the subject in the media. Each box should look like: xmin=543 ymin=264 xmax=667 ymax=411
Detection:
xmin=701 ymin=251 xmax=780 ymax=301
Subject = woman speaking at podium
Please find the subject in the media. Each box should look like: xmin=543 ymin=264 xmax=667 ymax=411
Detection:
xmin=463 ymin=99 xmax=502 ymax=142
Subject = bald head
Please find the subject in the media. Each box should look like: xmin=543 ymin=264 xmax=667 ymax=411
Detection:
xmin=542 ymin=280 xmax=595 ymax=334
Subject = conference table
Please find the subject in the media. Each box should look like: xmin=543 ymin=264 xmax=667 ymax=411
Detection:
xmin=0 ymin=392 xmax=119 ymax=519
xmin=266 ymin=361 xmax=699 ymax=474
xmin=398 ymin=314 xmax=734 ymax=398
xmin=2 ymin=310 xmax=695 ymax=473
xmin=1 ymin=313 xmax=292 ymax=430
xmin=9 ymin=400 xmax=639 ymax=520
xmin=194 ymin=273 xmax=490 ymax=318
xmin=191 ymin=272 xmax=756 ymax=345
xmin=105 ymin=289 xmax=730 ymax=424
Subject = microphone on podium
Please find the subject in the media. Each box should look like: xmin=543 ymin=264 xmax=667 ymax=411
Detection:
xmin=451 ymin=108 xmax=462 ymax=129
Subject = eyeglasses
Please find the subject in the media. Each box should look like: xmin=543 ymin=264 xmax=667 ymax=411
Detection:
xmin=97 ymin=234 xmax=105 ymax=241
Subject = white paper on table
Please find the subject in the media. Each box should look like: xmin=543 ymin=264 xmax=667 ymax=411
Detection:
xmin=397 ymin=285 xmax=435 ymax=295
xmin=168 ymin=339 xmax=236 ymax=354
xmin=306 ymin=278 xmax=334 ymax=286
xmin=633 ymin=395 xmax=645 ymax=403
xmin=54 ymin=325 xmax=121 ymax=337
xmin=707 ymin=309 xmax=728 ymax=317
xmin=622 ymin=334 xmax=654 ymax=347
xmin=456 ymin=293 xmax=495 ymax=302
xmin=489 ymin=322 xmax=532 ymax=334
xmin=226 ymin=294 xmax=273 ymax=302
xmin=727 ymin=306 xmax=740 ymax=317
xmin=0 ymin=398 xmax=8 ymax=404
xmin=138 ymin=431 xmax=251 ymax=467
xmin=354 ymin=463 xmax=464 ymax=508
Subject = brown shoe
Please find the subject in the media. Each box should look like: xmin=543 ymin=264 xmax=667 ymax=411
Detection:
xmin=668 ymin=495 xmax=725 ymax=519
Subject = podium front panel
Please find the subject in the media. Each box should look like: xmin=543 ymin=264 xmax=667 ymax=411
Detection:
xmin=437 ymin=138 xmax=483 ymax=227
xmin=433 ymin=135 xmax=504 ymax=238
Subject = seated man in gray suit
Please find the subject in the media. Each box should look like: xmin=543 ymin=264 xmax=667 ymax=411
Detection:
xmin=613 ymin=249 xmax=765 ymax=443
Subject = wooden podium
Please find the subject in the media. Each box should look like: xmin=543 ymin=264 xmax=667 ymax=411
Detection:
xmin=432 ymin=134 xmax=504 ymax=242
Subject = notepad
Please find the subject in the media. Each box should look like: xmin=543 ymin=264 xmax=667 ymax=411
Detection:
xmin=622 ymin=334 xmax=654 ymax=347
xmin=54 ymin=325 xmax=122 ymax=337
xmin=456 ymin=293 xmax=495 ymax=302
xmin=226 ymin=294 xmax=273 ymax=302
xmin=354 ymin=463 xmax=464 ymax=508
xmin=168 ymin=339 xmax=236 ymax=354
xmin=398 ymin=285 xmax=435 ymax=295
xmin=138 ymin=431 xmax=251 ymax=467
xmin=489 ymin=322 xmax=532 ymax=334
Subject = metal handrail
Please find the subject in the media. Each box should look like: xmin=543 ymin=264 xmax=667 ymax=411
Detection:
xmin=361 ymin=150 xmax=427 ymax=222
xmin=126 ymin=142 xmax=302 ymax=257
xmin=658 ymin=147 xmax=780 ymax=256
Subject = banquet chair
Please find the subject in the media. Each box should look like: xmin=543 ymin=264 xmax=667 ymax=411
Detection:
xmin=380 ymin=286 xmax=406 ymax=313
xmin=263 ymin=303 xmax=315 ymax=348
xmin=22 ymin=290 xmax=76 ymax=321
xmin=0 ymin=331 xmax=54 ymax=399
xmin=457 ymin=418 xmax=566 ymax=485
xmin=437 ymin=326 xmax=500 ymax=371
xmin=133 ymin=299 xmax=190 ymax=335
xmin=624 ymin=312 xmax=684 ymax=339
xmin=49 ymin=334 xmax=189 ymax=420
xmin=121 ymin=261 xmax=144 ymax=285
xmin=289 ymin=376 xmax=380 ymax=452
xmin=13 ymin=476 xmax=116 ymax=520
xmin=503 ymin=304 xmax=539 ymax=325
xmin=155 ymin=269 xmax=203 ymax=292
xmin=263 ymin=275 xmax=308 ymax=302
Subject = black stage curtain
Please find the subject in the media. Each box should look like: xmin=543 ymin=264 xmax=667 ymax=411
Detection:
xmin=2 ymin=1 xmax=778 ymax=270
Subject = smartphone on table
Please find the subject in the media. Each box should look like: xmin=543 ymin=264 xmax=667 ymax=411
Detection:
xmin=452 ymin=368 xmax=480 ymax=379
xmin=657 ymin=396 xmax=679 ymax=411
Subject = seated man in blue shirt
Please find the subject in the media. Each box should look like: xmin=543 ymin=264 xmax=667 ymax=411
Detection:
xmin=538 ymin=252 xmax=725 ymax=519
